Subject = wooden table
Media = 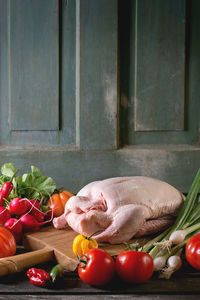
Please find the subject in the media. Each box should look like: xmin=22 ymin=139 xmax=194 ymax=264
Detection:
xmin=0 ymin=255 xmax=199 ymax=300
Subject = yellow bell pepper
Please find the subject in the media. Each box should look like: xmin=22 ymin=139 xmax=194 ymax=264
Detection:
xmin=73 ymin=234 xmax=98 ymax=257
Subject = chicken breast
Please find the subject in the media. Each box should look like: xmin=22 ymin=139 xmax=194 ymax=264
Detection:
xmin=53 ymin=177 xmax=184 ymax=244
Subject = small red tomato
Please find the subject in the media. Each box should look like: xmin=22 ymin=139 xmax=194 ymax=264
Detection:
xmin=78 ymin=248 xmax=115 ymax=286
xmin=115 ymin=250 xmax=154 ymax=283
xmin=185 ymin=233 xmax=200 ymax=270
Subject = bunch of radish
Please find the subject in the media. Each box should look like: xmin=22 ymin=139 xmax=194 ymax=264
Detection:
xmin=0 ymin=198 xmax=51 ymax=243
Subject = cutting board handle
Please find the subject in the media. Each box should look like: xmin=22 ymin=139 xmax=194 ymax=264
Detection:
xmin=0 ymin=247 xmax=53 ymax=276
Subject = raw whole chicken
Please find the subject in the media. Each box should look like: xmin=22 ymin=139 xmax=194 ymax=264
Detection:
xmin=53 ymin=177 xmax=184 ymax=244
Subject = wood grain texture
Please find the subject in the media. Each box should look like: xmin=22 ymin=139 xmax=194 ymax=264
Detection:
xmin=0 ymin=256 xmax=200 ymax=296
xmin=0 ymin=296 xmax=198 ymax=300
xmin=0 ymin=248 xmax=53 ymax=276
xmin=10 ymin=0 xmax=59 ymax=131
xmin=0 ymin=226 xmax=145 ymax=276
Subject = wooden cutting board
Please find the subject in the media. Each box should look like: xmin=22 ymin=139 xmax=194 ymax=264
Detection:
xmin=0 ymin=226 xmax=146 ymax=277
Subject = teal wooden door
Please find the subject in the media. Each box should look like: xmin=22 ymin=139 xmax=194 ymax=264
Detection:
xmin=0 ymin=0 xmax=199 ymax=193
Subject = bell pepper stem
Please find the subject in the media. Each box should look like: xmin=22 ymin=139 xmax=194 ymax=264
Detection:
xmin=85 ymin=230 xmax=103 ymax=240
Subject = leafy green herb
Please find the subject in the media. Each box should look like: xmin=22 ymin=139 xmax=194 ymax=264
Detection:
xmin=17 ymin=166 xmax=56 ymax=200
xmin=0 ymin=163 xmax=57 ymax=202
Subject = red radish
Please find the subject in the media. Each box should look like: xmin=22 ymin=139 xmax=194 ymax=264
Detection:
xmin=26 ymin=199 xmax=45 ymax=222
xmin=19 ymin=214 xmax=51 ymax=232
xmin=4 ymin=218 xmax=23 ymax=243
xmin=0 ymin=206 xmax=11 ymax=224
xmin=9 ymin=198 xmax=28 ymax=215
xmin=0 ymin=182 xmax=13 ymax=206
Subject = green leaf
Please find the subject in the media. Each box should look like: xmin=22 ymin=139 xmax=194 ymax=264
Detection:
xmin=0 ymin=163 xmax=57 ymax=201
xmin=0 ymin=175 xmax=10 ymax=185
xmin=1 ymin=163 xmax=17 ymax=177
xmin=31 ymin=166 xmax=42 ymax=178
xmin=31 ymin=176 xmax=56 ymax=198
xmin=16 ymin=175 xmax=23 ymax=186
xmin=22 ymin=173 xmax=33 ymax=185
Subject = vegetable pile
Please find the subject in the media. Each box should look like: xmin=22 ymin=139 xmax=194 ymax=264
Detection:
xmin=138 ymin=168 xmax=200 ymax=279
xmin=0 ymin=161 xmax=199 ymax=288
xmin=27 ymin=264 xmax=63 ymax=287
xmin=0 ymin=162 xmax=73 ymax=255
xmin=70 ymin=169 xmax=200 ymax=286
xmin=0 ymin=163 xmax=56 ymax=201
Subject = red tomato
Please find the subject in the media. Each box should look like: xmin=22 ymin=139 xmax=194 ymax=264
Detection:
xmin=0 ymin=227 xmax=16 ymax=257
xmin=78 ymin=248 xmax=115 ymax=286
xmin=115 ymin=250 xmax=154 ymax=283
xmin=185 ymin=233 xmax=200 ymax=270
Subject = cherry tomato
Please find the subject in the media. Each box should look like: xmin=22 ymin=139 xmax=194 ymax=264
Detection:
xmin=78 ymin=248 xmax=115 ymax=286
xmin=185 ymin=233 xmax=200 ymax=270
xmin=115 ymin=250 xmax=154 ymax=283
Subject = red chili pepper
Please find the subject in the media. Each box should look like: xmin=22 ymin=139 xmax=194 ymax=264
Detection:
xmin=27 ymin=268 xmax=51 ymax=287
xmin=0 ymin=182 xmax=13 ymax=206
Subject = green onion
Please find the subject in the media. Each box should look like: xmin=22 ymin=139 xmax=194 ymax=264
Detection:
xmin=172 ymin=169 xmax=200 ymax=230
xmin=146 ymin=169 xmax=200 ymax=262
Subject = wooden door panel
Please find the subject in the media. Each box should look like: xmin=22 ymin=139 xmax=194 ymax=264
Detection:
xmin=0 ymin=0 xmax=118 ymax=149
xmin=10 ymin=0 xmax=59 ymax=131
xmin=0 ymin=0 xmax=199 ymax=194
xmin=120 ymin=0 xmax=199 ymax=145
xmin=0 ymin=0 xmax=76 ymax=147
xmin=79 ymin=0 xmax=118 ymax=150
xmin=135 ymin=0 xmax=185 ymax=132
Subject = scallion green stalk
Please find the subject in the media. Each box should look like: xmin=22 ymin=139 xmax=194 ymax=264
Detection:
xmin=148 ymin=169 xmax=200 ymax=258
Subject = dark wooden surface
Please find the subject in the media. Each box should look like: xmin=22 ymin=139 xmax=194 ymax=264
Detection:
xmin=0 ymin=246 xmax=200 ymax=299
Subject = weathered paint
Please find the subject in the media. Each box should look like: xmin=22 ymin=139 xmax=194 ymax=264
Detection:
xmin=10 ymin=0 xmax=59 ymax=131
xmin=0 ymin=0 xmax=199 ymax=196
xmin=79 ymin=0 xmax=118 ymax=150
xmin=0 ymin=146 xmax=199 ymax=193
xmin=135 ymin=0 xmax=185 ymax=131
xmin=120 ymin=0 xmax=200 ymax=145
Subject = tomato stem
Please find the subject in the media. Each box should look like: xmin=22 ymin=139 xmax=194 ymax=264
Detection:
xmin=124 ymin=241 xmax=140 ymax=251
xmin=85 ymin=230 xmax=103 ymax=240
xmin=77 ymin=254 xmax=88 ymax=268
